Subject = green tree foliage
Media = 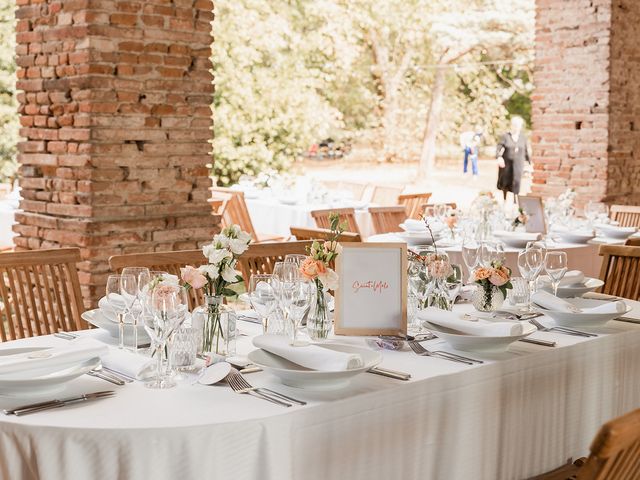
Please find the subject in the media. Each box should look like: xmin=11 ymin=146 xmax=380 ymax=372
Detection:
xmin=0 ymin=0 xmax=18 ymax=184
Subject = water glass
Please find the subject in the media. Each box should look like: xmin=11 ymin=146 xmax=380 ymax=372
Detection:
xmin=106 ymin=274 xmax=137 ymax=350
xmin=508 ymin=277 xmax=529 ymax=306
xmin=248 ymin=274 xmax=277 ymax=333
xmin=461 ymin=237 xmax=479 ymax=283
xmin=121 ymin=267 xmax=151 ymax=351
xmin=545 ymin=251 xmax=568 ymax=296
xmin=169 ymin=324 xmax=201 ymax=372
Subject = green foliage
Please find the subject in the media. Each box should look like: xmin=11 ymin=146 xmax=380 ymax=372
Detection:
xmin=0 ymin=0 xmax=18 ymax=184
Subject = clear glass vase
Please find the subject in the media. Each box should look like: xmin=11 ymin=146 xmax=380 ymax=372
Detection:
xmin=472 ymin=285 xmax=505 ymax=312
xmin=192 ymin=295 xmax=236 ymax=356
xmin=426 ymin=277 xmax=453 ymax=311
xmin=307 ymin=281 xmax=331 ymax=340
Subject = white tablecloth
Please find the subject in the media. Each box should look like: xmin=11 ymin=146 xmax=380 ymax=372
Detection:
xmin=1 ymin=300 xmax=640 ymax=480
xmin=245 ymin=193 xmax=375 ymax=238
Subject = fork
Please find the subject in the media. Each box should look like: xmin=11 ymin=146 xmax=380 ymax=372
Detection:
xmin=230 ymin=372 xmax=307 ymax=406
xmin=529 ymin=318 xmax=597 ymax=338
xmin=408 ymin=341 xmax=481 ymax=365
xmin=227 ymin=372 xmax=292 ymax=407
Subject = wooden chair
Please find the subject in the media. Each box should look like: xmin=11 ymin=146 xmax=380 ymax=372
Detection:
xmin=210 ymin=187 xmax=283 ymax=243
xmin=625 ymin=237 xmax=640 ymax=246
xmin=398 ymin=192 xmax=433 ymax=219
xmin=0 ymin=248 xmax=85 ymax=341
xmin=289 ymin=226 xmax=362 ymax=243
xmin=311 ymin=208 xmax=362 ymax=236
xmin=610 ymin=205 xmax=640 ymax=228
xmin=237 ymin=241 xmax=312 ymax=288
xmin=109 ymin=250 xmax=208 ymax=309
xmin=370 ymin=185 xmax=405 ymax=206
xmin=532 ymin=408 xmax=640 ymax=480
xmin=420 ymin=202 xmax=458 ymax=218
xmin=368 ymin=206 xmax=407 ymax=234
xmin=321 ymin=181 xmax=369 ymax=201
xmin=597 ymin=245 xmax=640 ymax=300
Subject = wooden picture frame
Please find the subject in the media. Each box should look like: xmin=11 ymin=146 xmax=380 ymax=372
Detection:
xmin=334 ymin=242 xmax=407 ymax=336
xmin=518 ymin=195 xmax=547 ymax=234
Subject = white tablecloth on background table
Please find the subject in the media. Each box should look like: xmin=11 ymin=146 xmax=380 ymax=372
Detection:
xmin=0 ymin=201 xmax=17 ymax=247
xmin=245 ymin=193 xmax=375 ymax=238
xmin=1 ymin=301 xmax=640 ymax=480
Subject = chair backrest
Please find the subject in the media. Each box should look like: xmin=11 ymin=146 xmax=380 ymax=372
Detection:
xmin=368 ymin=206 xmax=407 ymax=234
xmin=310 ymin=208 xmax=361 ymax=235
xmin=610 ymin=205 xmax=640 ymax=228
xmin=597 ymin=245 xmax=640 ymax=300
xmin=370 ymin=185 xmax=405 ymax=206
xmin=320 ymin=181 xmax=369 ymax=201
xmin=109 ymin=250 xmax=208 ymax=309
xmin=420 ymin=202 xmax=458 ymax=218
xmin=289 ymin=226 xmax=362 ymax=243
xmin=210 ymin=187 xmax=258 ymax=242
xmin=0 ymin=248 xmax=85 ymax=341
xmin=398 ymin=192 xmax=433 ymax=219
xmin=237 ymin=241 xmax=312 ymax=287
xmin=577 ymin=408 xmax=640 ymax=479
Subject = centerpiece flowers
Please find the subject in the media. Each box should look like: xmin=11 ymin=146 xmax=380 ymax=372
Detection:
xmin=445 ymin=210 xmax=458 ymax=239
xmin=512 ymin=207 xmax=529 ymax=230
xmin=180 ymin=225 xmax=251 ymax=355
xmin=299 ymin=213 xmax=342 ymax=340
xmin=471 ymin=260 xmax=513 ymax=311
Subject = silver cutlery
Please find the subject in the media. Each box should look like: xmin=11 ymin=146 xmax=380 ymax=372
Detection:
xmin=518 ymin=337 xmax=556 ymax=347
xmin=368 ymin=366 xmax=411 ymax=381
xmin=529 ymin=318 xmax=597 ymax=338
xmin=227 ymin=371 xmax=293 ymax=407
xmin=87 ymin=369 xmax=125 ymax=386
xmin=493 ymin=311 xmax=544 ymax=320
xmin=408 ymin=340 xmax=481 ymax=365
xmin=230 ymin=370 xmax=306 ymax=406
xmin=100 ymin=366 xmax=134 ymax=383
xmin=54 ymin=331 xmax=78 ymax=340
xmin=4 ymin=391 xmax=115 ymax=416
xmin=613 ymin=316 xmax=640 ymax=325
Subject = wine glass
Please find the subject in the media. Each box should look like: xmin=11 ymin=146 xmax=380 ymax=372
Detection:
xmin=287 ymin=278 xmax=312 ymax=346
xmin=545 ymin=252 xmax=568 ymax=296
xmin=121 ymin=267 xmax=151 ymax=351
xmin=585 ymin=201 xmax=608 ymax=226
xmin=517 ymin=252 xmax=535 ymax=312
xmin=284 ymin=254 xmax=308 ymax=268
xmin=106 ymin=274 xmax=137 ymax=350
xmin=144 ymin=284 xmax=189 ymax=389
xmin=445 ymin=264 xmax=463 ymax=307
xmin=248 ymin=274 xmax=277 ymax=333
xmin=461 ymin=237 xmax=480 ymax=283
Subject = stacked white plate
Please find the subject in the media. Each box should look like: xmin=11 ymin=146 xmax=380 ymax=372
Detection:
xmin=397 ymin=221 xmax=444 ymax=246
xmin=424 ymin=322 xmax=536 ymax=353
xmin=82 ymin=309 xmax=150 ymax=345
xmin=596 ymin=224 xmax=638 ymax=240
xmin=539 ymin=277 xmax=604 ymax=298
xmin=556 ymin=230 xmax=596 ymax=244
xmin=533 ymin=297 xmax=631 ymax=327
xmin=493 ymin=231 xmax=542 ymax=248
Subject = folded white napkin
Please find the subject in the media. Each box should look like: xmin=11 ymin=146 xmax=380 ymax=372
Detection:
xmin=252 ymin=334 xmax=364 ymax=371
xmin=418 ymin=307 xmax=523 ymax=337
xmin=0 ymin=338 xmax=108 ymax=377
xmin=98 ymin=295 xmax=123 ymax=322
xmin=101 ymin=349 xmax=155 ymax=380
xmin=532 ymin=290 xmax=627 ymax=314
xmin=540 ymin=270 xmax=585 ymax=287
xmin=402 ymin=219 xmax=426 ymax=232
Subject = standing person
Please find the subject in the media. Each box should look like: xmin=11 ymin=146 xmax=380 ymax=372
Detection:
xmin=496 ymin=116 xmax=530 ymax=203
xmin=469 ymin=124 xmax=483 ymax=178
xmin=459 ymin=127 xmax=475 ymax=176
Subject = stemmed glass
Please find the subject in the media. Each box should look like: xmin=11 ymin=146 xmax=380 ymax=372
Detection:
xmin=106 ymin=274 xmax=137 ymax=350
xmin=121 ymin=267 xmax=151 ymax=351
xmin=272 ymin=262 xmax=311 ymax=346
xmin=248 ymin=274 xmax=277 ymax=333
xmin=585 ymin=201 xmax=608 ymax=226
xmin=284 ymin=254 xmax=308 ymax=268
xmin=144 ymin=284 xmax=189 ymax=389
xmin=461 ymin=237 xmax=480 ymax=283
xmin=545 ymin=252 xmax=568 ymax=297
xmin=517 ymin=245 xmax=545 ymax=312
xmin=445 ymin=264 xmax=463 ymax=307
xmin=479 ymin=241 xmax=506 ymax=267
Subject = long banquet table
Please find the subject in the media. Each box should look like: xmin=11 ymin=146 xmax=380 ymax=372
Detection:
xmin=1 ymin=300 xmax=640 ymax=480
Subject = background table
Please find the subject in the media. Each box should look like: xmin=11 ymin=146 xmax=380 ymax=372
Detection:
xmin=1 ymin=301 xmax=640 ymax=480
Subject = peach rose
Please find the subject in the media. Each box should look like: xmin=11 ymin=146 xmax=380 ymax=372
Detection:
xmin=299 ymin=257 xmax=326 ymax=280
xmin=181 ymin=265 xmax=207 ymax=289
xmin=473 ymin=267 xmax=492 ymax=281
xmin=489 ymin=267 xmax=510 ymax=287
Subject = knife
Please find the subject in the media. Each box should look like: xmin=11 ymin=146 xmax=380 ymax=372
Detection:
xmin=4 ymin=391 xmax=115 ymax=416
xmin=519 ymin=338 xmax=556 ymax=347
xmin=368 ymin=366 xmax=411 ymax=381
xmin=614 ymin=316 xmax=640 ymax=325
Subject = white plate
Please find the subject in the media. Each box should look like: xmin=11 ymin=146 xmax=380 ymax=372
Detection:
xmin=540 ymin=277 xmax=604 ymax=298
xmin=277 ymin=197 xmax=298 ymax=206
xmin=248 ymin=343 xmax=382 ymax=390
xmin=82 ymin=309 xmax=150 ymax=345
xmin=424 ymin=321 xmax=536 ymax=353
xmin=0 ymin=347 xmax=100 ymax=398
xmin=493 ymin=231 xmax=541 ymax=248
xmin=596 ymin=224 xmax=638 ymax=240
xmin=557 ymin=231 xmax=595 ymax=244
xmin=534 ymin=297 xmax=632 ymax=327
xmin=395 ymin=231 xmax=440 ymax=246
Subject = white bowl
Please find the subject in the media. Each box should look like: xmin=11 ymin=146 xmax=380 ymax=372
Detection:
xmin=534 ymin=298 xmax=632 ymax=327
xmin=82 ymin=309 xmax=150 ymax=345
xmin=557 ymin=231 xmax=596 ymax=244
xmin=247 ymin=343 xmax=381 ymax=390
xmin=424 ymin=322 xmax=536 ymax=353
xmin=540 ymin=277 xmax=604 ymax=298
xmin=493 ymin=231 xmax=541 ymax=248
xmin=396 ymin=231 xmax=441 ymax=246
xmin=596 ymin=224 xmax=638 ymax=240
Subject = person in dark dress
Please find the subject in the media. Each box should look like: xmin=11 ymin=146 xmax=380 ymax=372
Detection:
xmin=496 ymin=116 xmax=530 ymax=202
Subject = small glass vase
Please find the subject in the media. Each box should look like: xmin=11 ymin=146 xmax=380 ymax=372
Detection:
xmin=472 ymin=285 xmax=504 ymax=312
xmin=192 ymin=295 xmax=236 ymax=356
xmin=476 ymin=210 xmax=493 ymax=242
xmin=307 ymin=280 xmax=331 ymax=340
xmin=426 ymin=278 xmax=452 ymax=311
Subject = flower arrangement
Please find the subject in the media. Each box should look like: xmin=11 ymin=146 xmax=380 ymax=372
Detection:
xmin=472 ymin=191 xmax=498 ymax=213
xmin=472 ymin=260 xmax=513 ymax=311
xmin=512 ymin=207 xmax=529 ymax=228
xmin=299 ymin=213 xmax=343 ymax=339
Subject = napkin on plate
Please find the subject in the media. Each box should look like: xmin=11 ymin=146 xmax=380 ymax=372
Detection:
xmin=98 ymin=294 xmax=125 ymax=322
xmin=0 ymin=338 xmax=108 ymax=377
xmin=532 ymin=290 xmax=627 ymax=314
xmin=418 ymin=307 xmax=523 ymax=337
xmin=252 ymin=334 xmax=364 ymax=371
xmin=101 ymin=349 xmax=155 ymax=380
xmin=540 ymin=270 xmax=586 ymax=287
xmin=401 ymin=219 xmax=426 ymax=232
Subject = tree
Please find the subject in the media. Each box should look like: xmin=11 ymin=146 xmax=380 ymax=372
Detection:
xmin=0 ymin=0 xmax=18 ymax=184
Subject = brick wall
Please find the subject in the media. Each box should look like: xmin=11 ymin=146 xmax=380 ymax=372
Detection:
xmin=532 ymin=0 xmax=640 ymax=207
xmin=15 ymin=0 xmax=219 ymax=307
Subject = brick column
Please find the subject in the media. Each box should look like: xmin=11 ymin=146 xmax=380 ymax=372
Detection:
xmin=532 ymin=0 xmax=640 ymax=207
xmin=15 ymin=0 xmax=218 ymax=307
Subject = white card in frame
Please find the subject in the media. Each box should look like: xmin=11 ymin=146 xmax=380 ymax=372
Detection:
xmin=334 ymin=242 xmax=407 ymax=336
xmin=518 ymin=195 xmax=547 ymax=234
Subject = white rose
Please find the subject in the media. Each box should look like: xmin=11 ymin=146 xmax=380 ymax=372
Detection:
xmin=237 ymin=231 xmax=252 ymax=244
xmin=228 ymin=238 xmax=249 ymax=255
xmin=213 ymin=234 xmax=229 ymax=248
xmin=318 ymin=269 xmax=339 ymax=291
xmin=221 ymin=264 xmax=240 ymax=283
xmin=198 ymin=264 xmax=219 ymax=279
xmin=208 ymin=248 xmax=232 ymax=265
xmin=158 ymin=274 xmax=179 ymax=287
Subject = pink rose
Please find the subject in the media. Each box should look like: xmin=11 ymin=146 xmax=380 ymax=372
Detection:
xmin=181 ymin=265 xmax=208 ymax=290
xmin=489 ymin=268 xmax=509 ymax=287
xmin=300 ymin=257 xmax=326 ymax=281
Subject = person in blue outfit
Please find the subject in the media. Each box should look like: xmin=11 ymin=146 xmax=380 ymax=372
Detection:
xmin=460 ymin=125 xmax=482 ymax=177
